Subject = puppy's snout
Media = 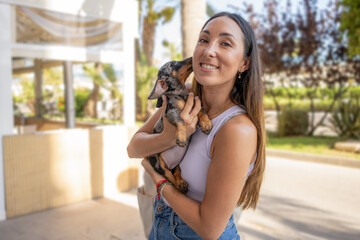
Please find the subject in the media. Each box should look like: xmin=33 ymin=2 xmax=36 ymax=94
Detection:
xmin=148 ymin=78 xmax=168 ymax=99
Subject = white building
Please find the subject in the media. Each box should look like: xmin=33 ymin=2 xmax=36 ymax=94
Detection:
xmin=0 ymin=0 xmax=138 ymax=221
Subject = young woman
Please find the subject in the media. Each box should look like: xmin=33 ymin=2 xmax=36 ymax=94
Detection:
xmin=127 ymin=12 xmax=266 ymax=240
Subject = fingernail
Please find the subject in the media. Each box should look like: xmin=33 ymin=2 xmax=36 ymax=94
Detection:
xmin=195 ymin=96 xmax=199 ymax=100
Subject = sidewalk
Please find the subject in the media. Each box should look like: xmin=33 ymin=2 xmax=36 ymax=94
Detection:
xmin=267 ymin=148 xmax=360 ymax=169
xmin=0 ymin=190 xmax=146 ymax=240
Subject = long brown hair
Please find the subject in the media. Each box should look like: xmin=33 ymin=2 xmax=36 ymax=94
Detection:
xmin=191 ymin=12 xmax=266 ymax=210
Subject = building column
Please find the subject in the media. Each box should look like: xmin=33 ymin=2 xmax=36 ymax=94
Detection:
xmin=63 ymin=61 xmax=76 ymax=128
xmin=0 ymin=3 xmax=14 ymax=221
xmin=122 ymin=20 xmax=136 ymax=127
xmin=34 ymin=59 xmax=43 ymax=117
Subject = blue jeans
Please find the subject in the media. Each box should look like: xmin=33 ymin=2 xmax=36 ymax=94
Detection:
xmin=148 ymin=197 xmax=240 ymax=240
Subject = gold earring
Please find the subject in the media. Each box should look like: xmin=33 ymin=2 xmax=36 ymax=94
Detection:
xmin=238 ymin=72 xmax=242 ymax=79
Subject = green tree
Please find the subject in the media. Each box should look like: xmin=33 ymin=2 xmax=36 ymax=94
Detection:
xmin=141 ymin=0 xmax=175 ymax=66
xmin=247 ymin=0 xmax=360 ymax=136
xmin=339 ymin=0 xmax=360 ymax=57
xmin=162 ymin=40 xmax=182 ymax=61
xmin=136 ymin=53 xmax=158 ymax=120
xmin=13 ymin=75 xmax=35 ymax=115
xmin=42 ymin=67 xmax=63 ymax=116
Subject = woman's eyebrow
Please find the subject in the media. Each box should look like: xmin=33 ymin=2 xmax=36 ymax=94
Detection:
xmin=201 ymin=30 xmax=236 ymax=40
xmin=219 ymin=32 xmax=236 ymax=40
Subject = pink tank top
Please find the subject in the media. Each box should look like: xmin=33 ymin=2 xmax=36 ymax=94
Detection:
xmin=179 ymin=105 xmax=255 ymax=202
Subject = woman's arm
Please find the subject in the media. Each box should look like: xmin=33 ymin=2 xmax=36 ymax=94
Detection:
xmin=127 ymin=93 xmax=201 ymax=158
xmin=127 ymin=104 xmax=173 ymax=158
xmin=142 ymin=114 xmax=257 ymax=239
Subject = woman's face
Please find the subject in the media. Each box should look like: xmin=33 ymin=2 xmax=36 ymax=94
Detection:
xmin=193 ymin=16 xmax=248 ymax=88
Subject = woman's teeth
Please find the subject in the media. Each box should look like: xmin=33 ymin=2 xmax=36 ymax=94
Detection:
xmin=202 ymin=64 xmax=218 ymax=69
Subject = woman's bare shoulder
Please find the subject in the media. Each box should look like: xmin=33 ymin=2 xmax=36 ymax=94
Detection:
xmin=219 ymin=113 xmax=257 ymax=139
xmin=210 ymin=113 xmax=257 ymax=158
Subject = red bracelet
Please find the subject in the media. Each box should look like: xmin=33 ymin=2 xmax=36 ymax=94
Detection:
xmin=156 ymin=179 xmax=168 ymax=200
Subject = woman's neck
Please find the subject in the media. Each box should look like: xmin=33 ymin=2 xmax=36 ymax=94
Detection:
xmin=202 ymin=84 xmax=236 ymax=120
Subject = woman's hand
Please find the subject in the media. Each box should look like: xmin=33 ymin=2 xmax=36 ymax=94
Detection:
xmin=161 ymin=93 xmax=202 ymax=143
xmin=180 ymin=92 xmax=201 ymax=137
xmin=141 ymin=158 xmax=165 ymax=184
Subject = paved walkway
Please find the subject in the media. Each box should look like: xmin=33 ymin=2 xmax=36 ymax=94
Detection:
xmin=0 ymin=190 xmax=146 ymax=240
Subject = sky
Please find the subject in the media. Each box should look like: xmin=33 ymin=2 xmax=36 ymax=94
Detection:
xmin=152 ymin=0 xmax=329 ymax=67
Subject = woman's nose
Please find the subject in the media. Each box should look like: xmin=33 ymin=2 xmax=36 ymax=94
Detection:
xmin=204 ymin=43 xmax=216 ymax=58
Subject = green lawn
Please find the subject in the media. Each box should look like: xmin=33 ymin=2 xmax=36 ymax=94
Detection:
xmin=267 ymin=133 xmax=360 ymax=160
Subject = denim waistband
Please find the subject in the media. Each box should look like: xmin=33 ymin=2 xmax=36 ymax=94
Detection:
xmin=151 ymin=197 xmax=239 ymax=240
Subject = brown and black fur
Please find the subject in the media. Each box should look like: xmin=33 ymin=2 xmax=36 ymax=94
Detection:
xmin=147 ymin=57 xmax=212 ymax=193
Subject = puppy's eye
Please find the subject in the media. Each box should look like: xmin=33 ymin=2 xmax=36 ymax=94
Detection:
xmin=161 ymin=79 xmax=167 ymax=88
xmin=160 ymin=78 xmax=166 ymax=87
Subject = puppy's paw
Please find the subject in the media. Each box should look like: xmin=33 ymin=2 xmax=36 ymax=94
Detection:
xmin=199 ymin=120 xmax=212 ymax=135
xmin=177 ymin=179 xmax=188 ymax=194
xmin=176 ymin=138 xmax=187 ymax=147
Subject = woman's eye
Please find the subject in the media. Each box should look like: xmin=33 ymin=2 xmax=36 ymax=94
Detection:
xmin=199 ymin=38 xmax=208 ymax=43
xmin=221 ymin=42 xmax=232 ymax=47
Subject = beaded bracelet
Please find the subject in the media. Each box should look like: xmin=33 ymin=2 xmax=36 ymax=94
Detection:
xmin=156 ymin=179 xmax=168 ymax=200
xmin=159 ymin=181 xmax=172 ymax=199
xmin=156 ymin=179 xmax=173 ymax=200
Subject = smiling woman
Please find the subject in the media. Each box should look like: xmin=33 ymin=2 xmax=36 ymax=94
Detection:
xmin=193 ymin=16 xmax=250 ymax=106
xmin=128 ymin=12 xmax=266 ymax=240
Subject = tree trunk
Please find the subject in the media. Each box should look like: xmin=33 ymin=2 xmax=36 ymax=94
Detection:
xmin=181 ymin=0 xmax=206 ymax=59
xmin=34 ymin=59 xmax=43 ymax=117
xmin=83 ymin=83 xmax=100 ymax=118
xmin=142 ymin=18 xmax=156 ymax=66
xmin=83 ymin=63 xmax=102 ymax=118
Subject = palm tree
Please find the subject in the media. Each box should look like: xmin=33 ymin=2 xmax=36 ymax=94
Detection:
xmin=136 ymin=52 xmax=158 ymax=120
xmin=102 ymin=64 xmax=123 ymax=120
xmin=141 ymin=0 xmax=175 ymax=66
xmin=82 ymin=63 xmax=124 ymax=120
xmin=82 ymin=63 xmax=104 ymax=118
xmin=162 ymin=40 xmax=182 ymax=61
xmin=181 ymin=0 xmax=206 ymax=58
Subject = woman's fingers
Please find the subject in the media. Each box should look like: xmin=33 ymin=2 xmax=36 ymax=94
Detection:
xmin=161 ymin=95 xmax=167 ymax=115
xmin=141 ymin=158 xmax=151 ymax=171
xmin=180 ymin=92 xmax=194 ymax=119
xmin=181 ymin=93 xmax=200 ymax=121
xmin=190 ymin=96 xmax=201 ymax=117
xmin=179 ymin=93 xmax=201 ymax=137
xmin=141 ymin=158 xmax=165 ymax=184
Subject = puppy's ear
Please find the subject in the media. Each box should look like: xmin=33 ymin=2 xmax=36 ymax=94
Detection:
xmin=156 ymin=96 xmax=163 ymax=108
xmin=177 ymin=57 xmax=193 ymax=84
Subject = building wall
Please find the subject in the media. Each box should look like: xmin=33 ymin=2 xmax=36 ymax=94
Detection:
xmin=0 ymin=3 xmax=14 ymax=221
xmin=3 ymin=126 xmax=139 ymax=218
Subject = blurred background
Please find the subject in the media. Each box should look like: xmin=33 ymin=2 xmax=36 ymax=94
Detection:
xmin=0 ymin=0 xmax=359 ymax=239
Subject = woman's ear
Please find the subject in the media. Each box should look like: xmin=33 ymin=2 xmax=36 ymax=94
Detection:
xmin=239 ymin=57 xmax=251 ymax=73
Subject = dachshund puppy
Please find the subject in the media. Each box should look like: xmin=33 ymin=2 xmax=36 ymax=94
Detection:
xmin=147 ymin=57 xmax=212 ymax=193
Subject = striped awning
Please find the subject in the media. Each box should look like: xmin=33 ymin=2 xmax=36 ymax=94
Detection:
xmin=16 ymin=6 xmax=123 ymax=51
